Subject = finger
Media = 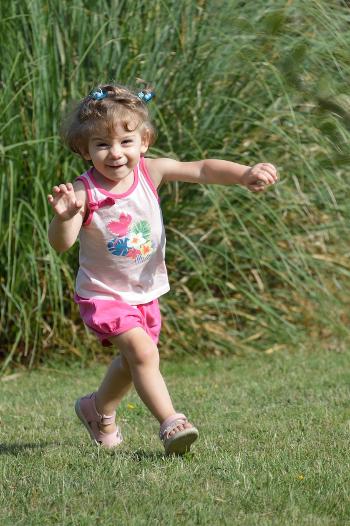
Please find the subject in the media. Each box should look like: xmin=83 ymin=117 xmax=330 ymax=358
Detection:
xmin=261 ymin=164 xmax=278 ymax=180
xmin=253 ymin=173 xmax=269 ymax=185
xmin=75 ymin=200 xmax=83 ymax=209
xmin=254 ymin=179 xmax=266 ymax=187
xmin=261 ymin=162 xmax=276 ymax=171
xmin=66 ymin=182 xmax=73 ymax=191
xmin=47 ymin=194 xmax=53 ymax=202
xmin=256 ymin=169 xmax=277 ymax=185
xmin=259 ymin=165 xmax=275 ymax=178
xmin=59 ymin=183 xmax=69 ymax=193
xmin=261 ymin=172 xmax=276 ymax=185
xmin=53 ymin=186 xmax=61 ymax=194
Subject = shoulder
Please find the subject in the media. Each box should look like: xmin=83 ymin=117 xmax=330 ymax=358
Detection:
xmin=73 ymin=178 xmax=88 ymax=197
xmin=73 ymin=177 xmax=88 ymax=213
xmin=144 ymin=157 xmax=185 ymax=188
xmin=143 ymin=158 xmax=164 ymax=189
xmin=73 ymin=177 xmax=87 ymax=191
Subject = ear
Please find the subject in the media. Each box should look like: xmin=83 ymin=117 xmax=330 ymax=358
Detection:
xmin=140 ymin=129 xmax=150 ymax=154
xmin=82 ymin=150 xmax=92 ymax=161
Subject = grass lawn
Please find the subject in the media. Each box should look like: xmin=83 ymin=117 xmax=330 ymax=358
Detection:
xmin=1 ymin=348 xmax=349 ymax=525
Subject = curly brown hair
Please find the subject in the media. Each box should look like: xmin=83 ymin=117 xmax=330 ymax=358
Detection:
xmin=61 ymin=84 xmax=157 ymax=157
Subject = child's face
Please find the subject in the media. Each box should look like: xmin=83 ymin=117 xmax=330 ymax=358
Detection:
xmin=83 ymin=122 xmax=149 ymax=182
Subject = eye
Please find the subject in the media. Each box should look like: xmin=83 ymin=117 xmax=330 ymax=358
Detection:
xmin=122 ymin=139 xmax=133 ymax=145
xmin=97 ymin=142 xmax=108 ymax=148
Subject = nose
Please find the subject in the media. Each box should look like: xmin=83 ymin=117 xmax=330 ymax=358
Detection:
xmin=110 ymin=144 xmax=122 ymax=158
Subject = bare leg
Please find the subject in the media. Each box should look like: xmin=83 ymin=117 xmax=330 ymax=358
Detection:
xmin=94 ymin=353 xmax=132 ymax=434
xmin=95 ymin=354 xmax=132 ymax=414
xmin=109 ymin=327 xmax=192 ymax=435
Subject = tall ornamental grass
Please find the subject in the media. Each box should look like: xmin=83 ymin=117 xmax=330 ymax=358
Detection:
xmin=1 ymin=0 xmax=349 ymax=369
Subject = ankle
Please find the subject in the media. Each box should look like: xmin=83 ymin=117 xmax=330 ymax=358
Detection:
xmin=95 ymin=392 xmax=116 ymax=418
xmin=98 ymin=422 xmax=117 ymax=434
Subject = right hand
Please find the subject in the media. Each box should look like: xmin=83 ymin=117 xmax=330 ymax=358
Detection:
xmin=47 ymin=183 xmax=83 ymax=221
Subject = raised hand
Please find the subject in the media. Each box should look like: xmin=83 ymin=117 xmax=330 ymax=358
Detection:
xmin=47 ymin=183 xmax=83 ymax=221
xmin=242 ymin=163 xmax=278 ymax=193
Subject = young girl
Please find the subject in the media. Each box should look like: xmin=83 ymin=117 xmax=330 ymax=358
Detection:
xmin=48 ymin=84 xmax=278 ymax=454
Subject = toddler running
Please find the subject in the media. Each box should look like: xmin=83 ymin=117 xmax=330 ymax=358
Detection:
xmin=47 ymin=83 xmax=278 ymax=454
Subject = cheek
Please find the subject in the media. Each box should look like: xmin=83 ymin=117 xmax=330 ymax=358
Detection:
xmin=93 ymin=150 xmax=104 ymax=160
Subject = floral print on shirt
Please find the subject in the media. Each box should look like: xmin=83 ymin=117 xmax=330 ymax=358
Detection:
xmin=106 ymin=212 xmax=154 ymax=263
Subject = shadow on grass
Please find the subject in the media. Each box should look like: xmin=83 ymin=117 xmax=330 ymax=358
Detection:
xmin=0 ymin=443 xmax=196 ymax=461
xmin=119 ymin=448 xmax=195 ymax=461
xmin=0 ymin=442 xmax=62 ymax=455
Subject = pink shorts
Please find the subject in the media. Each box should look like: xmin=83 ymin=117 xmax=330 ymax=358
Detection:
xmin=74 ymin=294 xmax=162 ymax=347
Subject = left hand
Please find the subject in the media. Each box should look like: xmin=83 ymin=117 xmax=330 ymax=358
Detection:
xmin=242 ymin=163 xmax=278 ymax=192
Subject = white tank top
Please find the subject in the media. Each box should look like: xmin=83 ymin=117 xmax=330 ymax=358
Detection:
xmin=75 ymin=157 xmax=170 ymax=305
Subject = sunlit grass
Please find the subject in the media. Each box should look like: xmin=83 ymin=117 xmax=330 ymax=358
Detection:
xmin=1 ymin=348 xmax=349 ymax=524
xmin=1 ymin=0 xmax=350 ymax=367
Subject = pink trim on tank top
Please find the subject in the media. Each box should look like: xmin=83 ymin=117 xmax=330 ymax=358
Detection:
xmin=88 ymin=166 xmax=139 ymax=198
xmin=139 ymin=157 xmax=160 ymax=202
xmin=76 ymin=175 xmax=94 ymax=226
xmin=77 ymin=160 xmax=157 ymax=227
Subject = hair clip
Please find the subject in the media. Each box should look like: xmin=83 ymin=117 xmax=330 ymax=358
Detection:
xmin=89 ymin=88 xmax=108 ymax=101
xmin=137 ymin=90 xmax=155 ymax=103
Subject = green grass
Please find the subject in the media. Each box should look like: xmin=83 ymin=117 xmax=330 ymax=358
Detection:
xmin=1 ymin=348 xmax=349 ymax=525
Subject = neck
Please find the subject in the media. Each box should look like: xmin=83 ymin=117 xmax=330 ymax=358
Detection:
xmin=92 ymin=168 xmax=135 ymax=193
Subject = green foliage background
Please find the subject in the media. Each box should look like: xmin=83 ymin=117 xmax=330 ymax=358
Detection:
xmin=1 ymin=0 xmax=350 ymax=369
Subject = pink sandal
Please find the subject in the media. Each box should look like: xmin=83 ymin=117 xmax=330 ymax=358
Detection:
xmin=75 ymin=392 xmax=123 ymax=449
xmin=160 ymin=413 xmax=199 ymax=455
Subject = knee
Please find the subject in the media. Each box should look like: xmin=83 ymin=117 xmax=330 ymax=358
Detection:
xmin=124 ymin=343 xmax=159 ymax=368
xmin=120 ymin=353 xmax=130 ymax=372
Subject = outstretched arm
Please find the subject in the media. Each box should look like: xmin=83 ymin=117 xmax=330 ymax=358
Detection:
xmin=47 ymin=180 xmax=87 ymax=252
xmin=146 ymin=158 xmax=278 ymax=192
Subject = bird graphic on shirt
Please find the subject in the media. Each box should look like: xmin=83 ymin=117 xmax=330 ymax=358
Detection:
xmin=107 ymin=213 xmax=132 ymax=238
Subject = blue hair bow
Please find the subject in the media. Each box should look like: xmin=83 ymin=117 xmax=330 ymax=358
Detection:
xmin=89 ymin=88 xmax=108 ymax=101
xmin=138 ymin=90 xmax=155 ymax=103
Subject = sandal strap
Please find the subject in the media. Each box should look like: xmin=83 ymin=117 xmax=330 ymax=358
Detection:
xmin=99 ymin=413 xmax=116 ymax=426
xmin=159 ymin=413 xmax=187 ymax=440
xmin=90 ymin=392 xmax=116 ymax=425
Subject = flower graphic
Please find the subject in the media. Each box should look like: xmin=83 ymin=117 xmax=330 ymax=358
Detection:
xmin=140 ymin=241 xmax=153 ymax=257
xmin=128 ymin=232 xmax=146 ymax=249
xmin=106 ymin=215 xmax=154 ymax=262
xmin=127 ymin=248 xmax=141 ymax=259
xmin=107 ymin=237 xmax=129 ymax=256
